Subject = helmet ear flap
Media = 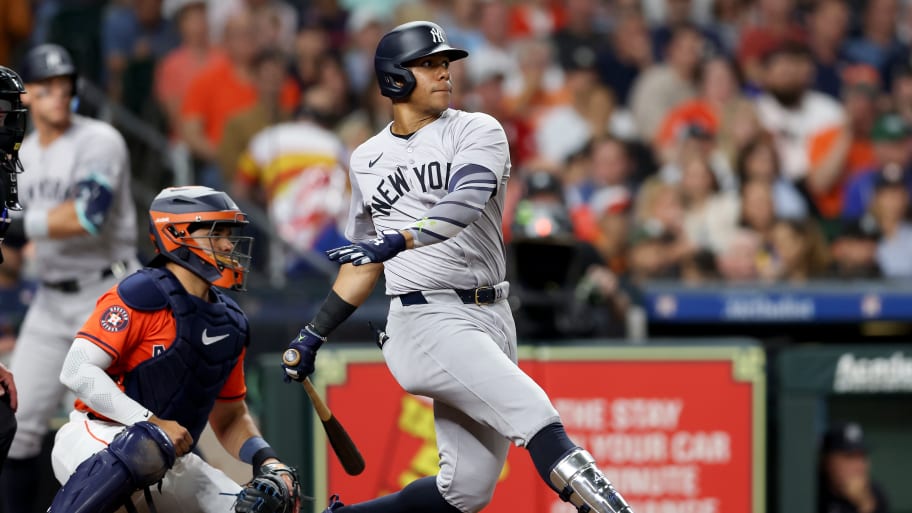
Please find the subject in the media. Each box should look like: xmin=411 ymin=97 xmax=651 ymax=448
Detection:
xmin=378 ymin=63 xmax=416 ymax=99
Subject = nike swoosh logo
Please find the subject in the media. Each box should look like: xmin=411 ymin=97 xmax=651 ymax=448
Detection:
xmin=202 ymin=329 xmax=230 ymax=346
xmin=369 ymin=153 xmax=383 ymax=168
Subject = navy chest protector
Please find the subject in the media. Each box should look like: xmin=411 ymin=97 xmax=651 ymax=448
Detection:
xmin=116 ymin=268 xmax=248 ymax=446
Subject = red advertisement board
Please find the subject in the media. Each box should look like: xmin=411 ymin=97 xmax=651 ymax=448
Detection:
xmin=312 ymin=346 xmax=765 ymax=513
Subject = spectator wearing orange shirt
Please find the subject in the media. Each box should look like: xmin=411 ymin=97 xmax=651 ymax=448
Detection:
xmin=754 ymin=39 xmax=847 ymax=199
xmin=807 ymin=64 xmax=880 ymax=220
xmin=180 ymin=6 xmax=299 ymax=188
xmin=155 ymin=0 xmax=221 ymax=138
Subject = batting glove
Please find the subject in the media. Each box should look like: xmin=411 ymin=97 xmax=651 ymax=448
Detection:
xmin=282 ymin=325 xmax=326 ymax=383
xmin=326 ymin=230 xmax=406 ymax=266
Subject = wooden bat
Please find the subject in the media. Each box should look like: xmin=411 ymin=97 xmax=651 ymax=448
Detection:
xmin=283 ymin=349 xmax=366 ymax=475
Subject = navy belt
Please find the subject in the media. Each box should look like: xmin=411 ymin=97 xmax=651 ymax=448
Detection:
xmin=43 ymin=261 xmax=127 ymax=293
xmin=398 ymin=286 xmax=499 ymax=306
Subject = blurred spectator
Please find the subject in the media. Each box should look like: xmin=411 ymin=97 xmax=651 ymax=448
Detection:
xmin=828 ymin=217 xmax=883 ymax=279
xmin=679 ymin=248 xmax=721 ymax=284
xmin=586 ymin=186 xmax=632 ymax=275
xmin=655 ymin=56 xmax=755 ymax=184
xmin=102 ymin=0 xmax=178 ymax=104
xmin=867 ymin=163 xmax=912 ymax=277
xmin=438 ymin=0 xmax=484 ymax=53
xmin=464 ymin=65 xmax=535 ymax=172
xmin=738 ymin=178 xmax=779 ymax=250
xmin=209 ymin=0 xmax=297 ymax=52
xmin=298 ymin=0 xmax=349 ymax=49
xmin=817 ymin=421 xmax=890 ymax=513
xmin=217 ymin=47 xmax=292 ymax=186
xmin=716 ymin=228 xmax=764 ymax=282
xmin=648 ymin=0 xmax=724 ymax=61
xmin=889 ymin=63 xmax=912 ymax=127
xmin=155 ymin=0 xmax=219 ymax=137
xmin=735 ymin=135 xmax=810 ymax=219
xmin=710 ymin=0 xmax=751 ymax=56
xmin=764 ymin=217 xmax=830 ymax=282
xmin=534 ymin=53 xmax=633 ymax=167
xmin=842 ymin=113 xmax=912 ymax=219
xmin=506 ymin=0 xmax=566 ymax=40
xmin=806 ymin=0 xmax=850 ymax=99
xmin=680 ymin=155 xmax=740 ymax=254
xmin=180 ymin=6 xmax=299 ymax=188
xmin=597 ymin=9 xmax=653 ymax=107
xmin=469 ymin=0 xmax=520 ymax=93
xmin=0 ymin=0 xmax=32 ymax=65
xmin=754 ymin=39 xmax=848 ymax=191
xmin=807 ymin=64 xmax=881 ymax=220
xmin=342 ymin=8 xmax=387 ymax=96
xmin=565 ymin=136 xmax=636 ymax=211
xmin=629 ymin=23 xmax=703 ymax=142
xmin=501 ymin=38 xmax=566 ymax=131
xmin=550 ymin=0 xmax=609 ymax=77
xmin=627 ymin=177 xmax=693 ymax=281
xmin=837 ymin=65 xmax=881 ymax=173
xmin=293 ymin=23 xmax=331 ymax=90
xmin=736 ymin=0 xmax=806 ymax=89
xmin=844 ymin=0 xmax=908 ymax=89
xmin=233 ymin=86 xmax=349 ymax=267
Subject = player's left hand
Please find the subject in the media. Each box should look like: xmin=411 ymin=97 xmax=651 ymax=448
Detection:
xmin=326 ymin=229 xmax=406 ymax=265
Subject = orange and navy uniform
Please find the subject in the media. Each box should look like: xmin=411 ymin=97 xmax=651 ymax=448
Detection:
xmin=73 ymin=288 xmax=247 ymax=420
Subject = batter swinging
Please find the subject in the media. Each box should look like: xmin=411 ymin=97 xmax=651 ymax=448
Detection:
xmin=282 ymin=21 xmax=635 ymax=513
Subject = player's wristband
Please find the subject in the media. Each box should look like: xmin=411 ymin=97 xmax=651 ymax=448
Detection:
xmin=241 ymin=436 xmax=278 ymax=472
xmin=24 ymin=209 xmax=49 ymax=238
xmin=310 ymin=290 xmax=357 ymax=336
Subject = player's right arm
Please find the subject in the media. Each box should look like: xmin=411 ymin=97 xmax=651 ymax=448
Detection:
xmin=59 ymin=290 xmax=193 ymax=454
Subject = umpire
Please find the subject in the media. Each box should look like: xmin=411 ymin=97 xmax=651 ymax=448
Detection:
xmin=0 ymin=64 xmax=27 ymax=473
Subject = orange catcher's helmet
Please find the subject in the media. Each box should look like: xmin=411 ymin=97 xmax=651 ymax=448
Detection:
xmin=148 ymin=186 xmax=254 ymax=290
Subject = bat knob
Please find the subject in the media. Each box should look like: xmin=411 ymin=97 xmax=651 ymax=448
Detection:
xmin=282 ymin=348 xmax=301 ymax=366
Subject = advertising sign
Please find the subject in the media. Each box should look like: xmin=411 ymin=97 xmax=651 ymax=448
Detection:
xmin=310 ymin=345 xmax=765 ymax=513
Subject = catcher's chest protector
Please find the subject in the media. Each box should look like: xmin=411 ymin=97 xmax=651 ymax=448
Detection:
xmin=119 ymin=268 xmax=248 ymax=446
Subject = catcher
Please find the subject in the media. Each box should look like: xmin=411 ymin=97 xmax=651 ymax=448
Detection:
xmin=47 ymin=186 xmax=302 ymax=513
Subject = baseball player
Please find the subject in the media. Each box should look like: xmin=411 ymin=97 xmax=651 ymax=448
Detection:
xmin=0 ymin=44 xmax=141 ymax=512
xmin=49 ymin=186 xmax=302 ymax=513
xmin=0 ymin=64 xmax=27 ymax=476
xmin=282 ymin=21 xmax=634 ymax=513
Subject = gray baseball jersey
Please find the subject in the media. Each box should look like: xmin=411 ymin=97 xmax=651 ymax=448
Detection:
xmin=346 ymin=109 xmax=509 ymax=294
xmin=17 ymin=114 xmax=138 ymax=282
xmin=347 ymin=108 xmax=561 ymax=511
xmin=7 ymin=114 xmax=139 ymax=460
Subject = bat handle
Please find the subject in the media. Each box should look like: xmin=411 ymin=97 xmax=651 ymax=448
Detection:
xmin=282 ymin=347 xmax=301 ymax=366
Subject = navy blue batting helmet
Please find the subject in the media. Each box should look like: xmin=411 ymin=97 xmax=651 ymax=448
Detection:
xmin=20 ymin=44 xmax=78 ymax=94
xmin=374 ymin=21 xmax=468 ymax=99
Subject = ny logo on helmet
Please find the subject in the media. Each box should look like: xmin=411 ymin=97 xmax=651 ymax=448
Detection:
xmin=46 ymin=51 xmax=62 ymax=68
xmin=429 ymin=27 xmax=445 ymax=44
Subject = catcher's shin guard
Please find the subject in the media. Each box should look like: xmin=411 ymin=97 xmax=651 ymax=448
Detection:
xmin=550 ymin=448 xmax=634 ymax=513
xmin=48 ymin=421 xmax=176 ymax=513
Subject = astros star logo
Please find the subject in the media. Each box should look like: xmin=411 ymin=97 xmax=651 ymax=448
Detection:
xmin=100 ymin=305 xmax=130 ymax=332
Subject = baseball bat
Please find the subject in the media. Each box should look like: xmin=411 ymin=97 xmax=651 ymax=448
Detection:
xmin=282 ymin=349 xmax=366 ymax=476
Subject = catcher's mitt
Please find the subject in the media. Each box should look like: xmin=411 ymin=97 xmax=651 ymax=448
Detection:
xmin=234 ymin=462 xmax=304 ymax=513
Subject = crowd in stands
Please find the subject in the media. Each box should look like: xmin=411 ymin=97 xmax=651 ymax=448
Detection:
xmin=4 ymin=0 xmax=912 ymax=337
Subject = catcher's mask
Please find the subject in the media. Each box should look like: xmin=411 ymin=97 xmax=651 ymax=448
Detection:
xmin=0 ymin=65 xmax=27 ymax=209
xmin=148 ymin=186 xmax=254 ymax=291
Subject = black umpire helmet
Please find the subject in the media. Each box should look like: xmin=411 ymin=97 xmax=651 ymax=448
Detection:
xmin=20 ymin=44 xmax=78 ymax=94
xmin=374 ymin=21 xmax=468 ymax=99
